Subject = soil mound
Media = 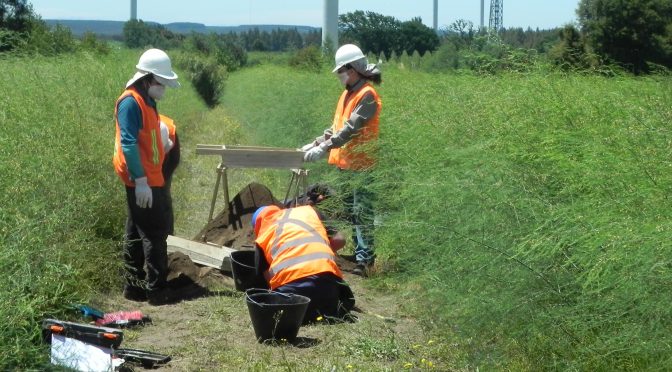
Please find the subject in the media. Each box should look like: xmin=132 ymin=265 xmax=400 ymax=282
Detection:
xmin=193 ymin=182 xmax=280 ymax=249
xmin=167 ymin=251 xmax=235 ymax=290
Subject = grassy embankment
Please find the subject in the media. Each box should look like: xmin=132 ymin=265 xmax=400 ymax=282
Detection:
xmin=222 ymin=64 xmax=672 ymax=370
xmin=1 ymin=48 xmax=671 ymax=370
xmin=0 ymin=49 xmax=243 ymax=367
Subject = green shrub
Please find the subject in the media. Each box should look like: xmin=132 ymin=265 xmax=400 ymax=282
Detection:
xmin=288 ymin=45 xmax=324 ymax=73
xmin=184 ymin=32 xmax=247 ymax=72
xmin=80 ymin=31 xmax=111 ymax=55
xmin=0 ymin=29 xmax=24 ymax=51
xmin=175 ymin=52 xmax=228 ymax=107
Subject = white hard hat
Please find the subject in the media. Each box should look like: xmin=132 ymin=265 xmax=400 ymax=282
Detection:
xmin=333 ymin=44 xmax=366 ymax=73
xmin=126 ymin=48 xmax=180 ymax=88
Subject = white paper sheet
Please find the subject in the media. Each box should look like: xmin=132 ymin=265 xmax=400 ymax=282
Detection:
xmin=51 ymin=334 xmax=113 ymax=372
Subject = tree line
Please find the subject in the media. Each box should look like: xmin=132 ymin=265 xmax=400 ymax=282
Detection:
xmin=2 ymin=0 xmax=671 ymax=75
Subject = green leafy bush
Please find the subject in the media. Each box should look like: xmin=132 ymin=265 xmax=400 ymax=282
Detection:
xmin=288 ymin=45 xmax=324 ymax=73
xmin=175 ymin=52 xmax=228 ymax=107
xmin=184 ymin=32 xmax=247 ymax=72
xmin=80 ymin=31 xmax=111 ymax=54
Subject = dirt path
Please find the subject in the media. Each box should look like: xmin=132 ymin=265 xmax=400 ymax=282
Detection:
xmin=99 ymin=184 xmax=452 ymax=370
xmin=103 ymin=268 xmax=440 ymax=371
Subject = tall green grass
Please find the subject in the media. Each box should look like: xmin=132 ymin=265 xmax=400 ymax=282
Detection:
xmin=3 ymin=49 xmax=671 ymax=369
xmin=0 ymin=49 xmax=211 ymax=367
xmin=221 ymin=63 xmax=672 ymax=370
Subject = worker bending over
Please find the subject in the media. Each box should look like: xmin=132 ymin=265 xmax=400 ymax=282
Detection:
xmin=252 ymin=205 xmax=355 ymax=324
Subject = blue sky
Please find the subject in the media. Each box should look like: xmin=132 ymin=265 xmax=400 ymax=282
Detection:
xmin=30 ymin=1 xmax=580 ymax=30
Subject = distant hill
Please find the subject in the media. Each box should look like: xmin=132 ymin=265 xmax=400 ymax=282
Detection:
xmin=45 ymin=19 xmax=319 ymax=37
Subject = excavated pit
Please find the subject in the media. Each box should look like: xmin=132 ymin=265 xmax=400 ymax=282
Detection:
xmin=165 ymin=181 xmax=356 ymax=295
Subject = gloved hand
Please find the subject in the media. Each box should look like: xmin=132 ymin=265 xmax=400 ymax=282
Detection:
xmin=160 ymin=121 xmax=174 ymax=153
xmin=134 ymin=177 xmax=153 ymax=208
xmin=304 ymin=143 xmax=328 ymax=162
xmin=300 ymin=142 xmax=316 ymax=152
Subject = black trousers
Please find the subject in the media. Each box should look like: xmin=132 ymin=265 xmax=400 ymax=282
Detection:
xmin=123 ymin=185 xmax=170 ymax=293
xmin=275 ymin=273 xmax=355 ymax=324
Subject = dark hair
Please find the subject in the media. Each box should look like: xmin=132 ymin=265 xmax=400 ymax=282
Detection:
xmin=137 ymin=74 xmax=155 ymax=87
xmin=367 ymin=74 xmax=382 ymax=85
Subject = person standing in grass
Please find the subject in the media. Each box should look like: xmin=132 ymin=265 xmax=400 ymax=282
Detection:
xmin=302 ymin=44 xmax=382 ymax=277
xmin=251 ymin=205 xmax=355 ymax=323
xmin=113 ymin=48 xmax=180 ymax=305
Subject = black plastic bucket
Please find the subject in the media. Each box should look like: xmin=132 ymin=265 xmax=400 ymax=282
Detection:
xmin=245 ymin=289 xmax=310 ymax=343
xmin=230 ymin=250 xmax=267 ymax=291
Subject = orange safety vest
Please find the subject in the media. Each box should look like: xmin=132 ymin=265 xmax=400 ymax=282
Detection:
xmin=113 ymin=88 xmax=165 ymax=187
xmin=328 ymin=83 xmax=382 ymax=170
xmin=255 ymin=206 xmax=343 ymax=290
xmin=159 ymin=114 xmax=177 ymax=144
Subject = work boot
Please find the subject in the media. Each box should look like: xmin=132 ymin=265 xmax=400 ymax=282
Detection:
xmin=352 ymin=264 xmax=368 ymax=277
xmin=123 ymin=286 xmax=148 ymax=302
xmin=338 ymin=254 xmax=358 ymax=263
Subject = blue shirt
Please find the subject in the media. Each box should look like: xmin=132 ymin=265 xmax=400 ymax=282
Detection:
xmin=117 ymin=95 xmax=156 ymax=180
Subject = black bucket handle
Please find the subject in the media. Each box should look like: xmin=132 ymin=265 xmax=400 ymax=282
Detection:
xmin=244 ymin=288 xmax=294 ymax=307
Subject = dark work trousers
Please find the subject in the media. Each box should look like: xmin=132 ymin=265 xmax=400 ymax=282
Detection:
xmin=123 ymin=185 xmax=170 ymax=294
xmin=339 ymin=170 xmax=376 ymax=265
xmin=162 ymin=134 xmax=180 ymax=235
xmin=275 ymin=273 xmax=355 ymax=324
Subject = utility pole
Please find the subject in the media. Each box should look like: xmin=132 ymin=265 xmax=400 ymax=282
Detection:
xmin=489 ymin=0 xmax=503 ymax=32
xmin=130 ymin=0 xmax=137 ymax=21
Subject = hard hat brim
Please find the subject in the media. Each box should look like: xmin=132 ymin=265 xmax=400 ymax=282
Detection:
xmin=125 ymin=71 xmax=149 ymax=89
xmin=332 ymin=56 xmax=367 ymax=73
xmin=154 ymin=74 xmax=180 ymax=88
xmin=125 ymin=71 xmax=180 ymax=89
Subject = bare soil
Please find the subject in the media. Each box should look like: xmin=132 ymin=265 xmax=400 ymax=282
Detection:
xmin=193 ymin=182 xmax=279 ymax=249
xmin=97 ymin=184 xmax=443 ymax=370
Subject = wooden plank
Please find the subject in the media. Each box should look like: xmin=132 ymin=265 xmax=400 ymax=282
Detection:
xmin=196 ymin=144 xmax=305 ymax=169
xmin=166 ymin=235 xmax=235 ymax=272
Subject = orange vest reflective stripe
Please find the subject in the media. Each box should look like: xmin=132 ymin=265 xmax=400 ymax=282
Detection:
xmin=328 ymin=83 xmax=381 ymax=170
xmin=255 ymin=206 xmax=343 ymax=290
xmin=159 ymin=114 xmax=176 ymax=144
xmin=113 ymin=88 xmax=165 ymax=187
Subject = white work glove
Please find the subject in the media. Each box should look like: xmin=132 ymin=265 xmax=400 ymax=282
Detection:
xmin=304 ymin=143 xmax=328 ymax=162
xmin=134 ymin=177 xmax=153 ymax=208
xmin=160 ymin=121 xmax=174 ymax=153
xmin=300 ymin=142 xmax=316 ymax=152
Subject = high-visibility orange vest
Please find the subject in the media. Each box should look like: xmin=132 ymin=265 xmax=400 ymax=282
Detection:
xmin=255 ymin=206 xmax=342 ymax=290
xmin=159 ymin=114 xmax=176 ymax=144
xmin=113 ymin=88 xmax=165 ymax=187
xmin=328 ymin=83 xmax=381 ymax=170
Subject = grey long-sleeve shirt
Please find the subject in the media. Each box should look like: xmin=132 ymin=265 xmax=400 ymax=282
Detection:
xmin=316 ymin=79 xmax=379 ymax=150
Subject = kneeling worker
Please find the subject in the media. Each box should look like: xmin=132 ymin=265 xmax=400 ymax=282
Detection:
xmin=252 ymin=205 xmax=355 ymax=324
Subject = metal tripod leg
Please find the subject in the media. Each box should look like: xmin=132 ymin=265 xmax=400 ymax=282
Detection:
xmin=284 ymin=168 xmax=309 ymax=207
xmin=208 ymin=163 xmax=229 ymax=221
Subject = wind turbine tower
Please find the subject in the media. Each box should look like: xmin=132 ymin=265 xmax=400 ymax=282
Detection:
xmin=130 ymin=0 xmax=137 ymax=21
xmin=489 ymin=0 xmax=503 ymax=31
xmin=480 ymin=0 xmax=485 ymax=29
xmin=322 ymin=0 xmax=339 ymax=51
xmin=433 ymin=0 xmax=438 ymax=32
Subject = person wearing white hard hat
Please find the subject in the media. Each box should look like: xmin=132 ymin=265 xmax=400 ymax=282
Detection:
xmin=301 ymin=44 xmax=382 ymax=277
xmin=112 ymin=48 xmax=180 ymax=305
